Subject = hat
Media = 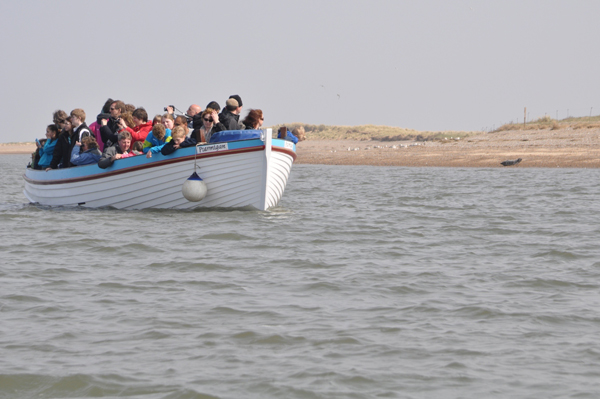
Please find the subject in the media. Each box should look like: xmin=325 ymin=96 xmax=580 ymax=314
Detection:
xmin=206 ymin=101 xmax=221 ymax=111
xmin=229 ymin=95 xmax=242 ymax=107
xmin=226 ymin=98 xmax=239 ymax=110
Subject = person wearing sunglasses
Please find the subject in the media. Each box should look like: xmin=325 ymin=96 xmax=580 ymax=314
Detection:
xmin=190 ymin=108 xmax=226 ymax=143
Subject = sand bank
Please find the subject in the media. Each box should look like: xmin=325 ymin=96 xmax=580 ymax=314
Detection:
xmin=295 ymin=128 xmax=600 ymax=168
xmin=0 ymin=143 xmax=36 ymax=155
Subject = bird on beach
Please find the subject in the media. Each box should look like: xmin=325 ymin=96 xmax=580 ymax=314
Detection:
xmin=500 ymin=158 xmax=522 ymax=166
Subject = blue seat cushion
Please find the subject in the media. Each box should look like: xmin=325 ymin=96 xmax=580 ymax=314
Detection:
xmin=209 ymin=130 xmax=262 ymax=143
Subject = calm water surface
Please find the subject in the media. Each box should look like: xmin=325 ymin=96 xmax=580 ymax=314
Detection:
xmin=2 ymin=154 xmax=600 ymax=398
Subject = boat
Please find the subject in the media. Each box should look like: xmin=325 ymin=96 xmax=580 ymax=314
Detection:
xmin=23 ymin=128 xmax=296 ymax=210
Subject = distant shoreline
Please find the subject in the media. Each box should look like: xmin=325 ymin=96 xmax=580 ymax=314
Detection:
xmin=0 ymin=143 xmax=35 ymax=154
xmin=294 ymin=127 xmax=600 ymax=168
xmin=4 ymin=128 xmax=600 ymax=168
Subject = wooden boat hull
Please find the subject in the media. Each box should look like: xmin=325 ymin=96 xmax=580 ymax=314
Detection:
xmin=23 ymin=130 xmax=295 ymax=211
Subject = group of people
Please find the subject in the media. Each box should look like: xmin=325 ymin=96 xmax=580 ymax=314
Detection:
xmin=31 ymin=95 xmax=305 ymax=171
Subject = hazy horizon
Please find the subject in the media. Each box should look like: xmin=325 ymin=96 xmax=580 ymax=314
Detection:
xmin=1 ymin=0 xmax=598 ymax=143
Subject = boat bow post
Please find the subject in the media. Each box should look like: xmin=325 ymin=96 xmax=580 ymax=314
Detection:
xmin=257 ymin=128 xmax=272 ymax=210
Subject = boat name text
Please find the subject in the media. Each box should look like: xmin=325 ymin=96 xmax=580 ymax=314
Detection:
xmin=197 ymin=143 xmax=229 ymax=154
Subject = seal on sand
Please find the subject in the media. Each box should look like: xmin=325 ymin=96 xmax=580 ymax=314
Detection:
xmin=501 ymin=158 xmax=522 ymax=166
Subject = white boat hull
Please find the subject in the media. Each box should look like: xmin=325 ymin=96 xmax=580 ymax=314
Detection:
xmin=23 ymin=130 xmax=296 ymax=211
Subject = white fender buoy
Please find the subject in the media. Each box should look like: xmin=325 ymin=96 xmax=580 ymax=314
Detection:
xmin=182 ymin=172 xmax=207 ymax=202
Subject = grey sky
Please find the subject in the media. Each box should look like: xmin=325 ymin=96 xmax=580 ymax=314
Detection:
xmin=0 ymin=0 xmax=598 ymax=143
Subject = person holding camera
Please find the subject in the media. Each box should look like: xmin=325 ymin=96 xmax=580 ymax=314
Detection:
xmin=166 ymin=104 xmax=201 ymax=129
xmin=99 ymin=100 xmax=126 ymax=146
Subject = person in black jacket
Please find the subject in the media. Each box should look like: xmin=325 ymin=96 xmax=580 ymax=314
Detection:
xmin=69 ymin=109 xmax=92 ymax=166
xmin=161 ymin=126 xmax=196 ymax=155
xmin=48 ymin=117 xmax=73 ymax=170
xmin=218 ymin=96 xmax=245 ymax=131
xmin=100 ymin=100 xmax=126 ymax=146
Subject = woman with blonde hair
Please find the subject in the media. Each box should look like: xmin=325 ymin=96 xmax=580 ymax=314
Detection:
xmin=161 ymin=113 xmax=175 ymax=130
xmin=292 ymin=126 xmax=306 ymax=141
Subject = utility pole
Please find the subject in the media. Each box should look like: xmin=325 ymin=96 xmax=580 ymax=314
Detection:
xmin=524 ymin=107 xmax=527 ymax=126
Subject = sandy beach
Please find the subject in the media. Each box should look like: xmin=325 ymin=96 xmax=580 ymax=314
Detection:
xmin=295 ymin=128 xmax=600 ymax=168
xmin=0 ymin=143 xmax=36 ymax=155
xmin=4 ymin=128 xmax=600 ymax=168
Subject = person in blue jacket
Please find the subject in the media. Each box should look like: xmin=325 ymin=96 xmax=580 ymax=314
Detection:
xmin=277 ymin=126 xmax=299 ymax=144
xmin=142 ymin=123 xmax=172 ymax=156
xmin=36 ymin=125 xmax=59 ymax=170
xmin=71 ymin=136 xmax=102 ymax=166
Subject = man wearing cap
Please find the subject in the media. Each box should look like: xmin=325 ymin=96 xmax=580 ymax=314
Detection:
xmin=219 ymin=95 xmax=244 ymax=130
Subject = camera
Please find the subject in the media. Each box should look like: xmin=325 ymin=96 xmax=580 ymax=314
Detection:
xmin=164 ymin=105 xmax=176 ymax=112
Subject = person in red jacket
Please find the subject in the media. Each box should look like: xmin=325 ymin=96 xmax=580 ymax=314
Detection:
xmin=131 ymin=108 xmax=153 ymax=145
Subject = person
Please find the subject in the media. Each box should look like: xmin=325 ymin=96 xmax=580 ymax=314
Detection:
xmin=31 ymin=138 xmax=45 ymax=170
xmin=48 ymin=117 xmax=73 ymax=170
xmin=131 ymin=108 xmax=153 ymax=145
xmin=120 ymin=112 xmax=136 ymax=130
xmin=100 ymin=100 xmax=126 ymax=146
xmin=88 ymin=98 xmax=113 ymax=152
xmin=98 ymin=131 xmax=134 ymax=169
xmin=162 ymin=113 xmax=175 ymax=131
xmin=69 ymin=109 xmax=93 ymax=166
xmin=174 ymin=115 xmax=189 ymax=136
xmin=37 ymin=110 xmax=66 ymax=169
xmin=161 ymin=126 xmax=196 ymax=155
xmin=242 ymin=109 xmax=264 ymax=130
xmin=142 ymin=123 xmax=172 ymax=156
xmin=191 ymin=108 xmax=226 ymax=143
xmin=277 ymin=126 xmax=299 ymax=144
xmin=152 ymin=114 xmax=162 ymax=126
xmin=36 ymin=125 xmax=59 ymax=170
xmin=229 ymin=95 xmax=243 ymax=110
xmin=205 ymin=101 xmax=220 ymax=112
xmin=52 ymin=110 xmax=68 ymax=132
xmin=167 ymin=104 xmax=202 ymax=128
xmin=70 ymin=108 xmax=92 ymax=141
xmin=120 ymin=140 xmax=143 ymax=158
xmin=131 ymin=141 xmax=144 ymax=154
xmin=218 ymin=95 xmax=244 ymax=130
xmin=70 ymin=136 xmax=102 ymax=166
xmin=292 ymin=126 xmax=306 ymax=141
xmin=186 ymin=104 xmax=202 ymax=118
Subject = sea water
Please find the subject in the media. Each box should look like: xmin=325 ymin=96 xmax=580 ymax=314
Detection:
xmin=1 ymin=154 xmax=600 ymax=399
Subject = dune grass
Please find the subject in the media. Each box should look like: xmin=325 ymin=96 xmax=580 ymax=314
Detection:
xmin=494 ymin=115 xmax=600 ymax=132
xmin=268 ymin=123 xmax=476 ymax=141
